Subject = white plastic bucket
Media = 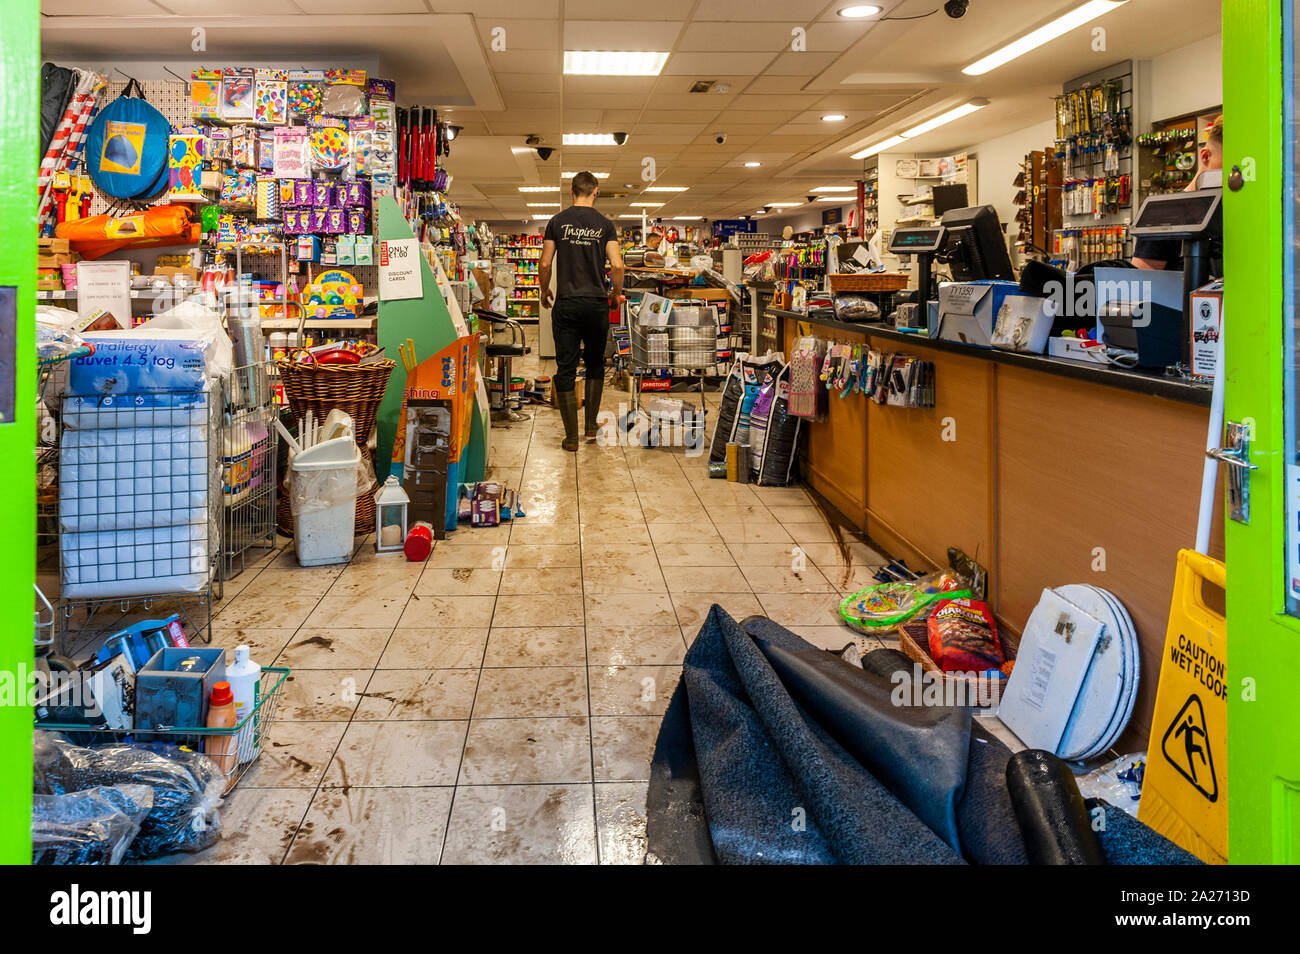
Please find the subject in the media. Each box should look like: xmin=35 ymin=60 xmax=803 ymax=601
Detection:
xmin=290 ymin=434 xmax=361 ymax=566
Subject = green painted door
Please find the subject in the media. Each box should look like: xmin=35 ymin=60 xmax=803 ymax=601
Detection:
xmin=0 ymin=0 xmax=38 ymax=865
xmin=1224 ymin=0 xmax=1300 ymax=864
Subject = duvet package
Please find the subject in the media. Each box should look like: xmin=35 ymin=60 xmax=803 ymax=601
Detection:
xmin=59 ymin=390 xmax=215 ymax=599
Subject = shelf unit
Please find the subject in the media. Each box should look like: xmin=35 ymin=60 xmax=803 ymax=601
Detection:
xmin=1135 ymin=106 xmax=1222 ymax=204
xmin=861 ymin=160 xmax=879 ymax=235
xmin=1052 ymin=61 xmax=1139 ymax=268
xmin=1013 ymin=149 xmax=1063 ymax=258
xmin=500 ymin=234 xmax=541 ymax=320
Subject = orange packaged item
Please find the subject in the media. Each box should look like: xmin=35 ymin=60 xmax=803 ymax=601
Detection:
xmin=926 ymin=598 xmax=1004 ymax=674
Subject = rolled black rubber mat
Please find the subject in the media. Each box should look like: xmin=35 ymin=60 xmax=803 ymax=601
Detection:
xmin=1006 ymin=749 xmax=1105 ymax=865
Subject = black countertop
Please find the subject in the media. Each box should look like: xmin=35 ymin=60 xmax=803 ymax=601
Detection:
xmin=766 ymin=308 xmax=1212 ymax=407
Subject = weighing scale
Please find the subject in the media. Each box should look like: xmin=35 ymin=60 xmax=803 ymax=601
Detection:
xmin=887 ymin=226 xmax=945 ymax=334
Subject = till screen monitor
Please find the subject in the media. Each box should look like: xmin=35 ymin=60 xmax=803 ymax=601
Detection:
xmin=889 ymin=227 xmax=945 ymax=255
xmin=1131 ymin=189 xmax=1222 ymax=241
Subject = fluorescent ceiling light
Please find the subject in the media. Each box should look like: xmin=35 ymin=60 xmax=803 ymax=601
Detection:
xmin=618 ymin=214 xmax=647 ymax=219
xmin=838 ymin=4 xmax=882 ymax=17
xmin=815 ymin=196 xmax=849 ymax=202
xmin=562 ymin=171 xmax=610 ymax=178
xmin=766 ymin=202 xmax=800 ymax=208
xmin=564 ymin=50 xmax=670 ymax=76
xmin=563 ymin=133 xmax=622 ymax=146
xmin=644 ymin=186 xmax=688 ymax=192
xmin=744 ymin=161 xmax=761 ymax=167
xmin=811 ymin=185 xmax=856 ymax=192
xmin=963 ymin=1 xmax=1127 ymax=76
xmin=822 ymin=114 xmax=847 ymax=122
xmin=900 ymin=100 xmax=989 ymax=138
xmin=669 ymin=216 xmax=703 ymax=220
xmin=630 ymin=201 xmax=664 ymax=207
xmin=526 ymin=202 xmax=560 ymax=207
xmin=518 ymin=186 xmax=560 ymax=192
xmin=531 ymin=214 xmax=552 ymax=220
xmin=850 ymin=135 xmax=905 ymax=159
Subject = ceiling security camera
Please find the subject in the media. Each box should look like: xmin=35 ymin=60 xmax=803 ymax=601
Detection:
xmin=525 ymin=134 xmax=542 ymax=146
xmin=536 ymin=147 xmax=554 ymax=160
xmin=806 ymin=195 xmax=816 ymax=203
xmin=612 ymin=131 xmax=629 ymax=145
xmin=715 ymin=132 xmax=728 ymax=145
xmin=944 ymin=0 xmax=969 ymax=17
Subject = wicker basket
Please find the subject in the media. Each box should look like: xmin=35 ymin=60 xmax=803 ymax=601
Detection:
xmin=275 ymin=357 xmax=395 ymax=535
xmin=828 ymin=272 xmax=910 ymax=293
xmin=897 ymin=619 xmax=1019 ymax=707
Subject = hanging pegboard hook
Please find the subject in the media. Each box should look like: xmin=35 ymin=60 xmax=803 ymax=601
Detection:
xmin=161 ymin=65 xmax=189 ymax=86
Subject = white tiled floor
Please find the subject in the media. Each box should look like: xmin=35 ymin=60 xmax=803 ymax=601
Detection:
xmin=40 ymin=329 xmax=1021 ymax=864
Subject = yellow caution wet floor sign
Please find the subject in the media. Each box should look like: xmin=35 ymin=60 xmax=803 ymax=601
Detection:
xmin=1138 ymin=550 xmax=1227 ymax=864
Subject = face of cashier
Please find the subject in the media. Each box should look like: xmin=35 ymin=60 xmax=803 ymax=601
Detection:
xmin=1200 ymin=116 xmax=1224 ymax=173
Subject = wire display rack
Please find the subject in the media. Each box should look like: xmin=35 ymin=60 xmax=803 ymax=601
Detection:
xmin=35 ymin=666 xmax=291 ymax=794
xmin=220 ymin=362 xmax=278 ymax=582
xmin=56 ymin=382 xmax=225 ymax=648
xmin=623 ymin=298 xmax=716 ymax=450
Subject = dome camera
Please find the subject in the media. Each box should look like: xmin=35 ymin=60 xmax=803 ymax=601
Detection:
xmin=535 ymin=147 xmax=554 ymax=160
xmin=714 ymin=132 xmax=728 ymax=145
xmin=612 ymin=131 xmax=629 ymax=145
xmin=806 ymin=195 xmax=816 ymax=203
xmin=944 ymin=0 xmax=969 ymax=17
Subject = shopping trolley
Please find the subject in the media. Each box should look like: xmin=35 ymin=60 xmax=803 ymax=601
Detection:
xmin=622 ymin=295 xmax=718 ymax=451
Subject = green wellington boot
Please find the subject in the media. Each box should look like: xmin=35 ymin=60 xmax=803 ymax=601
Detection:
xmin=584 ymin=378 xmax=603 ymax=442
xmin=557 ymin=389 xmax=580 ymax=451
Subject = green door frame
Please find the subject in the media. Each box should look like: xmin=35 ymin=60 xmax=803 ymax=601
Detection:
xmin=0 ymin=0 xmax=38 ymax=865
xmin=1224 ymin=0 xmax=1300 ymax=864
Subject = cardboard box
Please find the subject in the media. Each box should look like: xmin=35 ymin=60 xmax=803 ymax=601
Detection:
xmin=153 ymin=265 xmax=201 ymax=283
xmin=936 ymin=281 xmax=1021 ymax=348
xmin=38 ymin=237 xmax=71 ymax=254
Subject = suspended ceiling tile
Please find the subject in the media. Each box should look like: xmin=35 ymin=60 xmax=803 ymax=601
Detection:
xmin=765 ymin=51 xmax=841 ymax=77
xmin=292 ymin=0 xmax=426 ymax=11
xmin=497 ymin=71 xmax=561 ymax=92
xmin=661 ymin=52 xmax=776 ymax=76
xmin=475 ymin=18 xmax=561 ymax=51
xmin=561 ymin=0 xmax=697 ymax=17
xmin=491 ymin=50 xmax=563 ymax=73
xmin=693 ymin=0 xmax=824 ymax=21
xmin=428 ymin=0 xmax=561 ymax=16
xmin=147 ymin=0 xmax=302 ymax=10
xmin=42 ymin=0 xmax=169 ymax=11
xmin=746 ymin=74 xmax=816 ymax=93
xmin=675 ymin=21 xmax=801 ymax=53
xmin=563 ymin=75 xmax=658 ymax=95
xmin=804 ymin=20 xmax=874 ymax=52
xmin=562 ymin=20 xmax=684 ymax=50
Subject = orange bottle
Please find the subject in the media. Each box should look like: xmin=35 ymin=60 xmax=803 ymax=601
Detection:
xmin=205 ymin=681 xmax=238 ymax=793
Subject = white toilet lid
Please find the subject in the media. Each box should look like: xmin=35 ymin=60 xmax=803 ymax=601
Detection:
xmin=1055 ymin=584 xmax=1127 ymax=760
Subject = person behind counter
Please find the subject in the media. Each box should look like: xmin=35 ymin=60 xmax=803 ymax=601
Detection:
xmin=1133 ymin=115 xmax=1223 ymax=271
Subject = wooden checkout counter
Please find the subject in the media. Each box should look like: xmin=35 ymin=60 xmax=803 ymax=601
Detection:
xmin=770 ymin=307 xmax=1224 ymax=751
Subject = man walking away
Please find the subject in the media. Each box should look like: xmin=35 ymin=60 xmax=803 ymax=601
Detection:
xmin=540 ymin=171 xmax=624 ymax=451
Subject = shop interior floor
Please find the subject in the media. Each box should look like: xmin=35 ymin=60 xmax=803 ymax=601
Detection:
xmin=36 ymin=326 xmax=1025 ymax=864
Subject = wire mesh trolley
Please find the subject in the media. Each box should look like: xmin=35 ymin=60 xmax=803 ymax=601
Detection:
xmin=56 ymin=382 xmax=224 ymax=646
xmin=623 ymin=296 xmax=716 ymax=450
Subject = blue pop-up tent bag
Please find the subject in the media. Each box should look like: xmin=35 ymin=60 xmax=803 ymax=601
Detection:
xmin=84 ymin=79 xmax=170 ymax=200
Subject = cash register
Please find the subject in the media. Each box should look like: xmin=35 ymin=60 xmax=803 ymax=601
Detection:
xmin=887 ymin=226 xmax=945 ymax=334
xmin=1128 ymin=174 xmax=1223 ymax=365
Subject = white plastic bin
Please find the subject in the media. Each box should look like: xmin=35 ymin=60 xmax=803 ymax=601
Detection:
xmin=290 ymin=434 xmax=361 ymax=566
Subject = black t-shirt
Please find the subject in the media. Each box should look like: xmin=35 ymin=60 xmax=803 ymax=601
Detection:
xmin=544 ymin=206 xmax=616 ymax=300
xmin=1133 ymin=236 xmax=1183 ymax=270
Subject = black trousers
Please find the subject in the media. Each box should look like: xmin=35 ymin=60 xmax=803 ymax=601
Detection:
xmin=552 ymin=296 xmax=610 ymax=392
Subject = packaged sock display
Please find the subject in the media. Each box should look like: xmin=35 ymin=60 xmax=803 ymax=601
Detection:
xmin=707 ymin=353 xmax=786 ymax=464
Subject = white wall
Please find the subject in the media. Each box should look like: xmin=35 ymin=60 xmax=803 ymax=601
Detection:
xmin=1148 ymin=33 xmax=1223 ymax=122
xmin=965 ymin=119 xmax=1058 ymax=233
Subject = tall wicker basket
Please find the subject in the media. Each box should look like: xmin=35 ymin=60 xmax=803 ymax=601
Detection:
xmin=275 ymin=357 xmax=396 ymax=536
